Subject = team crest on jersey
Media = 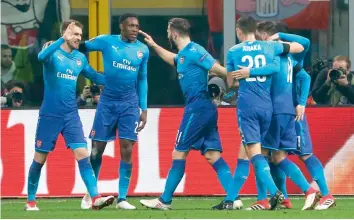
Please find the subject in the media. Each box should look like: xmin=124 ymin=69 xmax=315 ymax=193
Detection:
xmin=137 ymin=51 xmax=143 ymax=59
xmin=36 ymin=140 xmax=42 ymax=148
xmin=76 ymin=60 xmax=82 ymax=66
xmin=91 ymin=130 xmax=96 ymax=137
xmin=178 ymin=73 xmax=184 ymax=79
xmin=180 ymin=56 xmax=185 ymax=64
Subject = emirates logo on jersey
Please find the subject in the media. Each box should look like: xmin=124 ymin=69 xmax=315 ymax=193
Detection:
xmin=36 ymin=140 xmax=42 ymax=148
xmin=137 ymin=51 xmax=143 ymax=59
xmin=76 ymin=60 xmax=82 ymax=66
xmin=180 ymin=56 xmax=184 ymax=64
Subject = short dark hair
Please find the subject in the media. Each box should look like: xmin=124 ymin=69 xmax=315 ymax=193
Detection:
xmin=119 ymin=13 xmax=138 ymax=24
xmin=334 ymin=55 xmax=351 ymax=70
xmin=60 ymin=19 xmax=84 ymax=34
xmin=5 ymin=80 xmax=25 ymax=91
xmin=275 ymin=21 xmax=289 ymax=33
xmin=168 ymin=18 xmax=191 ymax=36
xmin=237 ymin=16 xmax=256 ymax=34
xmin=257 ymin=21 xmax=276 ymax=35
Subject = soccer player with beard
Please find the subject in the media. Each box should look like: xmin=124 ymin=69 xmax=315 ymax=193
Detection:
xmin=78 ymin=13 xmax=149 ymax=210
xmin=25 ymin=20 xmax=114 ymax=211
xmin=138 ymin=18 xmax=239 ymax=210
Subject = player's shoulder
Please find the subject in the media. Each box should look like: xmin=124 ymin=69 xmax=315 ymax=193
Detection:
xmin=227 ymin=43 xmax=244 ymax=54
xmin=190 ymin=42 xmax=207 ymax=53
xmin=135 ymin=39 xmax=149 ymax=53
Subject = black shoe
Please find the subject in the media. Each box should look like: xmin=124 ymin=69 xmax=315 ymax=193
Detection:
xmin=212 ymin=200 xmax=233 ymax=210
xmin=269 ymin=190 xmax=284 ymax=210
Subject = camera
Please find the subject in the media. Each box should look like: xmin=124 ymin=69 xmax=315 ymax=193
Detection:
xmin=90 ymin=85 xmax=101 ymax=97
xmin=208 ymin=84 xmax=221 ymax=98
xmin=329 ymin=68 xmax=346 ymax=81
xmin=5 ymin=91 xmax=24 ymax=107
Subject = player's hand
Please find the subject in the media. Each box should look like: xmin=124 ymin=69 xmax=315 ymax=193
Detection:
xmin=231 ymin=65 xmax=250 ymax=80
xmin=138 ymin=30 xmax=157 ymax=47
xmin=42 ymin=41 xmax=54 ymax=49
xmin=63 ymin=22 xmax=75 ymax=42
xmin=269 ymin=33 xmax=280 ymax=41
xmin=137 ymin=110 xmax=147 ymax=132
xmin=295 ymin=105 xmax=305 ymax=121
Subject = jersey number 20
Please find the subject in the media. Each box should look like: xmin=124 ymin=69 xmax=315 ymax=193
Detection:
xmin=242 ymin=55 xmax=267 ymax=82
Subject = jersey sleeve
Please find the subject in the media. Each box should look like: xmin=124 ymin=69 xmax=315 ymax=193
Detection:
xmin=226 ymin=49 xmax=237 ymax=72
xmin=295 ymin=68 xmax=311 ymax=106
xmin=271 ymin=41 xmax=290 ymax=56
xmin=193 ymin=47 xmax=216 ymax=70
xmin=80 ymin=57 xmax=105 ymax=85
xmin=138 ymin=48 xmax=149 ymax=111
xmin=278 ymin=33 xmax=310 ymax=66
xmin=38 ymin=37 xmax=65 ymax=62
xmin=83 ymin=35 xmax=109 ymax=52
xmin=249 ymin=56 xmax=280 ymax=76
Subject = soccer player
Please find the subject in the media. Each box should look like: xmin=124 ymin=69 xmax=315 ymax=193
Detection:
xmin=25 ymin=20 xmax=114 ymax=211
xmin=240 ymin=21 xmax=318 ymax=211
xmin=212 ymin=16 xmax=305 ymax=210
xmin=267 ymin=21 xmax=336 ymax=210
xmin=78 ymin=13 xmax=149 ymax=210
xmin=138 ymin=18 xmax=237 ymax=210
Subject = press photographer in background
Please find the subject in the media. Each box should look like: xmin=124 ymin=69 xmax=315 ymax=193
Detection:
xmin=311 ymin=56 xmax=354 ymax=106
xmin=1 ymin=80 xmax=26 ymax=108
xmin=77 ymin=84 xmax=102 ymax=107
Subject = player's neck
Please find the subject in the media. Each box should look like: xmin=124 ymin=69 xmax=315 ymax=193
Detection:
xmin=176 ymin=37 xmax=191 ymax=51
xmin=61 ymin=42 xmax=73 ymax=54
xmin=121 ymin=35 xmax=135 ymax=43
xmin=242 ymin=34 xmax=256 ymax=42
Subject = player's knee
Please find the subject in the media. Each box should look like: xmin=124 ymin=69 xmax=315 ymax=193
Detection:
xmin=34 ymin=151 xmax=48 ymax=164
xmin=204 ymin=151 xmax=221 ymax=164
xmin=299 ymin=154 xmax=312 ymax=162
xmin=272 ymin=150 xmax=287 ymax=164
xmin=172 ymin=150 xmax=188 ymax=160
xmin=73 ymin=148 xmax=89 ymax=161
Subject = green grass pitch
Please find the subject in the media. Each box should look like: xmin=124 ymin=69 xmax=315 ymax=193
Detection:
xmin=2 ymin=197 xmax=354 ymax=219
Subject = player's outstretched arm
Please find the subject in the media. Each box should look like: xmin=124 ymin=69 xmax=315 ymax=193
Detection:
xmin=139 ymin=30 xmax=176 ymax=66
xmin=278 ymin=33 xmax=310 ymax=52
xmin=81 ymin=59 xmax=105 ymax=85
xmin=232 ymin=57 xmax=280 ymax=80
xmin=79 ymin=35 xmax=107 ymax=53
xmin=210 ymin=62 xmax=227 ymax=78
xmin=38 ymin=38 xmax=65 ymax=62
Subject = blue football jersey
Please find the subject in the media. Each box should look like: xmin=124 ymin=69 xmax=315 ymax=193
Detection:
xmin=173 ymin=42 xmax=216 ymax=112
xmin=271 ymin=55 xmax=298 ymax=115
xmin=38 ymin=37 xmax=105 ymax=118
xmin=227 ymin=41 xmax=287 ymax=110
xmin=84 ymin=35 xmax=149 ymax=109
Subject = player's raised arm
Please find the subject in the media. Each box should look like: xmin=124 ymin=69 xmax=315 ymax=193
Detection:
xmin=79 ymin=35 xmax=108 ymax=53
xmin=80 ymin=58 xmax=105 ymax=85
xmin=271 ymin=41 xmax=304 ymax=56
xmin=139 ymin=30 xmax=176 ymax=66
xmin=38 ymin=38 xmax=64 ymax=62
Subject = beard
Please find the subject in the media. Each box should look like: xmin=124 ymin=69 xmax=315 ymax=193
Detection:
xmin=168 ymin=37 xmax=178 ymax=51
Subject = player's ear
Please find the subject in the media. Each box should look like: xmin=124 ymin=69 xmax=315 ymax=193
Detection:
xmin=119 ymin=23 xmax=123 ymax=31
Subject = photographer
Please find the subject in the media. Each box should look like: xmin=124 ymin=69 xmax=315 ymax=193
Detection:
xmin=77 ymin=84 xmax=102 ymax=107
xmin=1 ymin=80 xmax=26 ymax=108
xmin=311 ymin=56 xmax=354 ymax=105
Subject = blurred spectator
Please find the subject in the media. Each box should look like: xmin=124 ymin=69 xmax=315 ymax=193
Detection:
xmin=1 ymin=44 xmax=18 ymax=84
xmin=208 ymin=76 xmax=230 ymax=106
xmin=311 ymin=56 xmax=354 ymax=105
xmin=1 ymin=80 xmax=26 ymax=108
xmin=77 ymin=85 xmax=102 ymax=107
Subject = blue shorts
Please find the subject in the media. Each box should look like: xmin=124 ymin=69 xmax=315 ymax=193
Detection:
xmin=263 ymin=114 xmax=298 ymax=152
xmin=34 ymin=114 xmax=87 ymax=153
xmin=237 ymin=107 xmax=272 ymax=146
xmin=89 ymin=101 xmax=140 ymax=142
xmin=293 ymin=115 xmax=313 ymax=156
xmin=175 ymin=107 xmax=222 ymax=155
